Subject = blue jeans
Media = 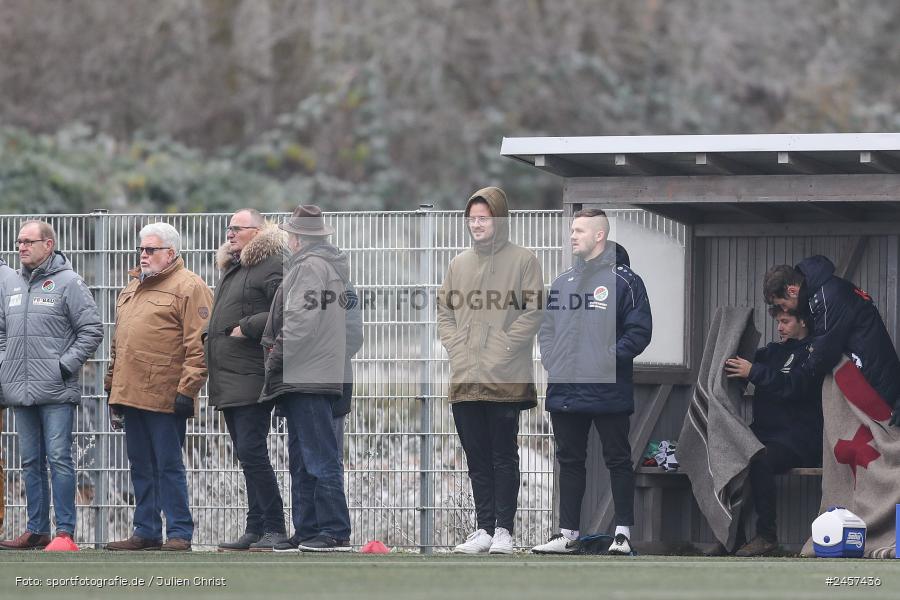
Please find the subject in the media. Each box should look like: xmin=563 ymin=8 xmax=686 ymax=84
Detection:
xmin=222 ymin=403 xmax=285 ymax=535
xmin=123 ymin=407 xmax=193 ymax=541
xmin=279 ymin=394 xmax=351 ymax=541
xmin=294 ymin=414 xmax=346 ymax=540
xmin=13 ymin=404 xmax=77 ymax=536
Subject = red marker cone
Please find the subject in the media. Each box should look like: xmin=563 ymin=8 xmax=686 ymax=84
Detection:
xmin=360 ymin=540 xmax=390 ymax=554
xmin=44 ymin=532 xmax=80 ymax=552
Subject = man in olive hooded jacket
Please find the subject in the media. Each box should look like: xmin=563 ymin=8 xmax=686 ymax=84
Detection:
xmin=437 ymin=186 xmax=544 ymax=554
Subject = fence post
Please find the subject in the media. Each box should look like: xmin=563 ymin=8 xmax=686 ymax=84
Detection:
xmin=91 ymin=208 xmax=110 ymax=548
xmin=417 ymin=204 xmax=435 ymax=554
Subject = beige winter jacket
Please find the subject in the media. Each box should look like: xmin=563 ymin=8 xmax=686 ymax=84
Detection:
xmin=437 ymin=187 xmax=544 ymax=406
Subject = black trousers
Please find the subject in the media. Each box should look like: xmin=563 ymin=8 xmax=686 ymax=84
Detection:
xmin=748 ymin=442 xmax=804 ymax=541
xmin=222 ymin=402 xmax=286 ymax=535
xmin=451 ymin=401 xmax=521 ymax=535
xmin=552 ymin=411 xmax=634 ymax=530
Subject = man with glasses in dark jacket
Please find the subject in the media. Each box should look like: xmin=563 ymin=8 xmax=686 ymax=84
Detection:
xmin=208 ymin=209 xmax=288 ymax=552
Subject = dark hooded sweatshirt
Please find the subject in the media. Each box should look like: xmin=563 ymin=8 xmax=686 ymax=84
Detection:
xmin=796 ymin=255 xmax=900 ymax=408
xmin=260 ymin=240 xmax=349 ymax=402
xmin=436 ymin=186 xmax=544 ymax=407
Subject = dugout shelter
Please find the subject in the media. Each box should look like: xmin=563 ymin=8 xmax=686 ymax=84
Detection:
xmin=502 ymin=133 xmax=900 ymax=552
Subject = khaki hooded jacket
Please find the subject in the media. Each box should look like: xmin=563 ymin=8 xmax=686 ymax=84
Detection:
xmin=437 ymin=187 xmax=544 ymax=407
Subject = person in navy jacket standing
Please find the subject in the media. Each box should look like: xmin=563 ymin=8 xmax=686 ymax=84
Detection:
xmin=532 ymin=208 xmax=652 ymax=556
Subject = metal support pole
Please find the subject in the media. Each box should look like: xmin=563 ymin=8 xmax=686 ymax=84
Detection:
xmin=91 ymin=209 xmax=110 ymax=548
xmin=417 ymin=203 xmax=435 ymax=554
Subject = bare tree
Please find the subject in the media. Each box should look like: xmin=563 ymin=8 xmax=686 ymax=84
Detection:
xmin=2 ymin=0 xmax=899 ymax=209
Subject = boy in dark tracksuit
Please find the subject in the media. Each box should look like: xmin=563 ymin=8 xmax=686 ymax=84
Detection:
xmin=725 ymin=307 xmax=824 ymax=556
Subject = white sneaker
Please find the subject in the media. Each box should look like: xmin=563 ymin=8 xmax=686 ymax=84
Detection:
xmin=532 ymin=534 xmax=580 ymax=554
xmin=607 ymin=533 xmax=632 ymax=555
xmin=453 ymin=529 xmax=492 ymax=554
xmin=489 ymin=527 xmax=514 ymax=554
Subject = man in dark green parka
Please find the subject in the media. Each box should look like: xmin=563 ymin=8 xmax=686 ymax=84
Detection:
xmin=205 ymin=209 xmax=288 ymax=551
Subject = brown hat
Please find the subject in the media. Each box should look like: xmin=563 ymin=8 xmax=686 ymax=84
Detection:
xmin=279 ymin=204 xmax=334 ymax=236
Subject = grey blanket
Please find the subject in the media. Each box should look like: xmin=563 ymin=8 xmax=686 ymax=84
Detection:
xmin=678 ymin=307 xmax=763 ymax=551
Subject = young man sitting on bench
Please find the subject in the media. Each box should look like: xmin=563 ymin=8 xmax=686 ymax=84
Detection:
xmin=724 ymin=306 xmax=824 ymax=556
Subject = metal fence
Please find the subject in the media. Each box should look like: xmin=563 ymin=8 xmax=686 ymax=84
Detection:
xmin=0 ymin=208 xmax=682 ymax=551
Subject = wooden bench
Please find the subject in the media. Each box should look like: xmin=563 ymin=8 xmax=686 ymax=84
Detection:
xmin=633 ymin=466 xmax=823 ymax=553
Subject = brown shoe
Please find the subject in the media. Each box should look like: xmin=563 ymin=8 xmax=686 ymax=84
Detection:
xmin=0 ymin=531 xmax=52 ymax=550
xmin=160 ymin=538 xmax=191 ymax=551
xmin=735 ymin=535 xmax=778 ymax=557
xmin=105 ymin=535 xmax=162 ymax=551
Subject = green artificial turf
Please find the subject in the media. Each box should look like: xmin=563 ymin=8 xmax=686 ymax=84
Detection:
xmin=0 ymin=552 xmax=896 ymax=600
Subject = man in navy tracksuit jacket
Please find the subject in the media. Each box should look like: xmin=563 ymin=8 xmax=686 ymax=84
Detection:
xmin=763 ymin=256 xmax=900 ymax=426
xmin=725 ymin=306 xmax=823 ymax=556
xmin=532 ymin=209 xmax=652 ymax=556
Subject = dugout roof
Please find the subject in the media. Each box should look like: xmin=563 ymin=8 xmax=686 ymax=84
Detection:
xmin=501 ymin=133 xmax=900 ymax=227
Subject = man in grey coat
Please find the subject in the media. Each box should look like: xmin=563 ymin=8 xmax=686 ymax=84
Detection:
xmin=261 ymin=205 xmax=352 ymax=552
xmin=0 ymin=220 xmax=103 ymax=551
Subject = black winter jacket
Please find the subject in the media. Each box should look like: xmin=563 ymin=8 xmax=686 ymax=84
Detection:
xmin=540 ymin=243 xmax=652 ymax=415
xmin=796 ymin=255 xmax=900 ymax=408
xmin=748 ymin=337 xmax=823 ymax=465
xmin=206 ymin=227 xmax=286 ymax=409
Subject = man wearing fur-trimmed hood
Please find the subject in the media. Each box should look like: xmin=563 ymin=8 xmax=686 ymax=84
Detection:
xmin=206 ymin=209 xmax=288 ymax=551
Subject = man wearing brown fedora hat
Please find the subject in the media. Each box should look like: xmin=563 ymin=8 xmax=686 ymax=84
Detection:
xmin=260 ymin=204 xmax=352 ymax=552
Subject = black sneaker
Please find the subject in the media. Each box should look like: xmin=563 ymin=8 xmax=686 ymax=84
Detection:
xmin=217 ymin=532 xmax=261 ymax=552
xmin=249 ymin=532 xmax=288 ymax=552
xmin=297 ymin=535 xmax=351 ymax=552
xmin=273 ymin=533 xmax=303 ymax=553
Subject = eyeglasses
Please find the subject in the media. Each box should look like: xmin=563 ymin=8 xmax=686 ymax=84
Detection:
xmin=136 ymin=246 xmax=171 ymax=255
xmin=15 ymin=239 xmax=48 ymax=248
xmin=225 ymin=226 xmax=259 ymax=234
xmin=465 ymin=216 xmax=492 ymax=225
